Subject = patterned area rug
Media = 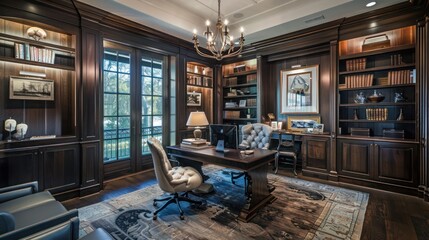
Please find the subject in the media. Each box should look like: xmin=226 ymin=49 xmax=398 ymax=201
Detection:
xmin=79 ymin=165 xmax=369 ymax=239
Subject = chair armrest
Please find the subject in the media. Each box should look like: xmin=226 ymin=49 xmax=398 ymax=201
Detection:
xmin=0 ymin=209 xmax=78 ymax=240
xmin=0 ymin=182 xmax=38 ymax=204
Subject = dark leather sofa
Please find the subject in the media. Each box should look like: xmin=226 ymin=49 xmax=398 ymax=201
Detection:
xmin=0 ymin=181 xmax=79 ymax=240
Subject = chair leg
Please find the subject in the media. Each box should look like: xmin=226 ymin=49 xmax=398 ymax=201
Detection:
xmin=293 ymin=155 xmax=297 ymax=176
xmin=153 ymin=192 xmax=202 ymax=220
xmin=273 ymin=153 xmax=279 ymax=174
xmin=175 ymin=198 xmax=185 ymax=220
xmin=153 ymin=197 xmax=176 ymax=219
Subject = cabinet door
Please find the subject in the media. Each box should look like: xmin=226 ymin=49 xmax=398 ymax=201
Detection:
xmin=337 ymin=139 xmax=371 ymax=179
xmin=374 ymin=142 xmax=419 ymax=187
xmin=42 ymin=144 xmax=80 ymax=194
xmin=302 ymin=136 xmax=330 ymax=172
xmin=0 ymin=149 xmax=41 ymax=188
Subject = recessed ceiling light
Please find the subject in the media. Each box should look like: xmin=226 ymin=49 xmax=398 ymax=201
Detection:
xmin=366 ymin=1 xmax=376 ymax=7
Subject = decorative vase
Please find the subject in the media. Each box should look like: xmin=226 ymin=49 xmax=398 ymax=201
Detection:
xmin=353 ymin=109 xmax=359 ymax=120
xmin=367 ymin=90 xmax=385 ymax=103
xmin=354 ymin=92 xmax=366 ymax=104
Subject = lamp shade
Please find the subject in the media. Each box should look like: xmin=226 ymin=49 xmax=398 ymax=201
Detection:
xmin=186 ymin=111 xmax=209 ymax=127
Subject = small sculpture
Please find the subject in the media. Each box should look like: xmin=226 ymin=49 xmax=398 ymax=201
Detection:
xmin=13 ymin=123 xmax=28 ymax=140
xmin=4 ymin=118 xmax=17 ymax=142
xmin=394 ymin=92 xmax=406 ymax=103
xmin=354 ymin=92 xmax=366 ymax=104
xmin=353 ymin=109 xmax=359 ymax=120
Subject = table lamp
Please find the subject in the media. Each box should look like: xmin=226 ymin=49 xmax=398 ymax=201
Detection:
xmin=186 ymin=111 xmax=209 ymax=139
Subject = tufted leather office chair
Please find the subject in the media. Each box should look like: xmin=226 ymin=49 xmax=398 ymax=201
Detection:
xmin=232 ymin=124 xmax=273 ymax=187
xmin=147 ymin=138 xmax=203 ymax=220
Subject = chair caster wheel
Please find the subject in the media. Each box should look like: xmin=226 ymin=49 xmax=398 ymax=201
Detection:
xmin=153 ymin=215 xmax=157 ymax=220
xmin=180 ymin=215 xmax=184 ymax=220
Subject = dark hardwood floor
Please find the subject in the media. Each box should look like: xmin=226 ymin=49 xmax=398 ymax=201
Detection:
xmin=62 ymin=167 xmax=429 ymax=240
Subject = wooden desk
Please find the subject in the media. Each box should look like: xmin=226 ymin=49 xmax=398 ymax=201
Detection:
xmin=167 ymin=145 xmax=277 ymax=222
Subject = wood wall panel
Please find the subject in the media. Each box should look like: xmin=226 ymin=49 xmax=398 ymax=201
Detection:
xmin=81 ymin=28 xmax=101 ymax=140
xmin=81 ymin=141 xmax=101 ymax=192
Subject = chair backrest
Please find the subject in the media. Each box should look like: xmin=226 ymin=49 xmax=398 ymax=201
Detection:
xmin=147 ymin=138 xmax=175 ymax=193
xmin=239 ymin=123 xmax=273 ymax=149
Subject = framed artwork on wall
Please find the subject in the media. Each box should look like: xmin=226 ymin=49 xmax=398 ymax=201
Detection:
xmin=187 ymin=92 xmax=202 ymax=106
xmin=280 ymin=65 xmax=319 ymax=114
xmin=287 ymin=115 xmax=321 ymax=132
xmin=9 ymin=76 xmax=54 ymax=101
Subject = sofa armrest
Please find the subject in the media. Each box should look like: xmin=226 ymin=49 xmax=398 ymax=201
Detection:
xmin=0 ymin=212 xmax=15 ymax=235
xmin=0 ymin=209 xmax=78 ymax=240
xmin=0 ymin=182 xmax=38 ymax=204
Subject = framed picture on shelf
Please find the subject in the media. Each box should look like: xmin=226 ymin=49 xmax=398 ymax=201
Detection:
xmin=271 ymin=121 xmax=278 ymax=130
xmin=313 ymin=123 xmax=324 ymax=134
xmin=287 ymin=115 xmax=321 ymax=132
xmin=239 ymin=100 xmax=246 ymax=107
xmin=281 ymin=65 xmax=319 ymax=114
xmin=187 ymin=92 xmax=202 ymax=106
xmin=9 ymin=76 xmax=54 ymax=101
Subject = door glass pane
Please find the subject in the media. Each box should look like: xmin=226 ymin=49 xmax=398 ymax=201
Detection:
xmin=103 ymin=49 xmax=131 ymax=163
xmin=141 ymin=56 xmax=164 ymax=155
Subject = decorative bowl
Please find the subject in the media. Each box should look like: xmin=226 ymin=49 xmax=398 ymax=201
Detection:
xmin=367 ymin=92 xmax=385 ymax=103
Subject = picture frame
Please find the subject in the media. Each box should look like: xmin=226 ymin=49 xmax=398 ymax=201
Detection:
xmin=187 ymin=92 xmax=202 ymax=106
xmin=239 ymin=100 xmax=246 ymax=107
xmin=277 ymin=122 xmax=283 ymax=130
xmin=9 ymin=76 xmax=54 ymax=101
xmin=313 ymin=123 xmax=324 ymax=134
xmin=271 ymin=121 xmax=278 ymax=130
xmin=281 ymin=65 xmax=319 ymax=114
xmin=287 ymin=115 xmax=321 ymax=132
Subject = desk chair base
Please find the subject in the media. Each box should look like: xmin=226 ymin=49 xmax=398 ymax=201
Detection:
xmin=274 ymin=153 xmax=297 ymax=176
xmin=153 ymin=192 xmax=201 ymax=220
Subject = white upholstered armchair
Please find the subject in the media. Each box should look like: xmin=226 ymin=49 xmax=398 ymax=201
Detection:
xmin=232 ymin=123 xmax=273 ymax=186
xmin=147 ymin=137 xmax=203 ymax=220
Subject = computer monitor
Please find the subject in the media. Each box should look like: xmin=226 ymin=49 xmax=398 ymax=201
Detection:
xmin=209 ymin=124 xmax=238 ymax=152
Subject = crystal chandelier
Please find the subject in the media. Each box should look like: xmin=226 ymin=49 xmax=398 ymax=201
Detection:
xmin=192 ymin=0 xmax=245 ymax=61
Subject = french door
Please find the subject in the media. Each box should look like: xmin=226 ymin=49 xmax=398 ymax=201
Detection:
xmin=102 ymin=41 xmax=167 ymax=177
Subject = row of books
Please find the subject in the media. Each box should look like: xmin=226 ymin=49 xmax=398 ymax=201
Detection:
xmin=391 ymin=54 xmax=405 ymax=66
xmin=187 ymin=75 xmax=212 ymax=87
xmin=346 ymin=58 xmax=366 ymax=71
xmin=181 ymin=138 xmax=209 ymax=149
xmin=366 ymin=108 xmax=388 ymax=121
xmin=246 ymin=98 xmax=256 ymax=106
xmin=224 ymin=111 xmax=240 ymax=119
xmin=344 ymin=74 xmax=374 ymax=88
xmin=15 ymin=43 xmax=55 ymax=64
xmin=387 ymin=70 xmax=414 ymax=85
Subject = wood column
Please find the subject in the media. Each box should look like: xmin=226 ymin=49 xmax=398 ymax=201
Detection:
xmin=329 ymin=40 xmax=338 ymax=181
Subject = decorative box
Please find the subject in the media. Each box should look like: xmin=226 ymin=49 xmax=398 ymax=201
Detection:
xmin=362 ymin=34 xmax=390 ymax=52
xmin=383 ymin=129 xmax=405 ymax=139
xmin=350 ymin=128 xmax=370 ymax=136
xmin=233 ymin=64 xmax=246 ymax=73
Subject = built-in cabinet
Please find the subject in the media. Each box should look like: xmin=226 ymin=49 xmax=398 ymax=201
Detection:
xmin=337 ymin=138 xmax=419 ymax=191
xmin=0 ymin=142 xmax=80 ymax=196
xmin=336 ymin=26 xmax=421 ymax=194
xmin=302 ymin=135 xmax=331 ymax=179
xmin=222 ymin=59 xmax=259 ymax=137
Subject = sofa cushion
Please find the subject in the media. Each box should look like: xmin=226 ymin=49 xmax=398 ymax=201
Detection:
xmin=0 ymin=191 xmax=55 ymax=214
xmin=0 ymin=211 xmax=15 ymax=235
xmin=12 ymin=201 xmax=67 ymax=229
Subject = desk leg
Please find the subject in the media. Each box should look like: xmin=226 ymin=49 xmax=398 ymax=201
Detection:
xmin=238 ymin=164 xmax=277 ymax=222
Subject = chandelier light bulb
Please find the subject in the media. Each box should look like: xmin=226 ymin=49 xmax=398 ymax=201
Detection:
xmin=240 ymin=27 xmax=244 ymax=33
xmin=230 ymin=35 xmax=234 ymax=41
xmin=206 ymin=20 xmax=210 ymax=26
xmin=224 ymin=19 xmax=229 ymax=25
xmin=193 ymin=29 xmax=197 ymax=34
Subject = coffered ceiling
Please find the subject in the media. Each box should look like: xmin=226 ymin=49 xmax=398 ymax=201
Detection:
xmin=77 ymin=0 xmax=407 ymax=44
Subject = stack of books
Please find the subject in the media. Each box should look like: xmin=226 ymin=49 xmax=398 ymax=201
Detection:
xmin=180 ymin=138 xmax=209 ymax=149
